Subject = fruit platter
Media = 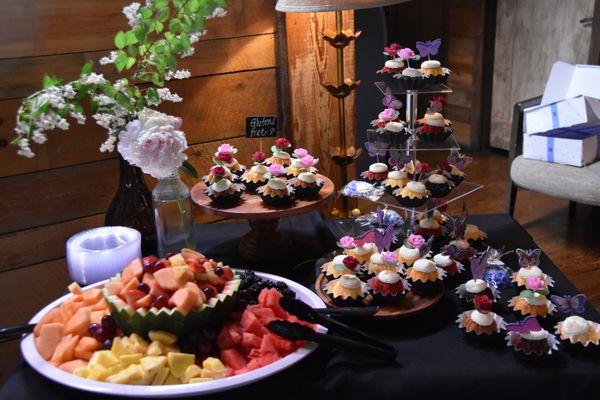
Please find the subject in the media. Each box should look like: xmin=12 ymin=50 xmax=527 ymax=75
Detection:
xmin=21 ymin=248 xmax=325 ymax=397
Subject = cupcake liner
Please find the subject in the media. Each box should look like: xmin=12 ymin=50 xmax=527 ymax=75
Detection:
xmin=394 ymin=194 xmax=429 ymax=208
xmin=382 ymin=73 xmax=404 ymax=92
xmin=455 ymin=284 xmax=500 ymax=302
xmin=511 ymin=272 xmax=555 ymax=289
xmin=456 ymin=310 xmax=506 ymax=335
xmin=241 ymin=179 xmax=267 ymax=193
xmin=555 ymin=319 xmax=600 ymax=347
xmin=259 ymin=193 xmax=294 ymax=207
xmin=417 ymin=128 xmax=453 ymax=143
xmin=369 ymin=277 xmax=411 ymax=305
xmin=208 ymin=190 xmax=243 ymax=207
xmin=425 ymin=181 xmax=452 ymax=198
xmin=392 ymin=74 xmax=430 ymax=91
xmin=293 ymin=182 xmax=324 ymax=199
xmin=424 ymin=72 xmax=449 ymax=87
xmin=408 ymin=278 xmax=443 ymax=295
xmin=414 ymin=225 xmax=443 ymax=238
xmin=508 ymin=296 xmax=557 ymax=318
xmin=505 ymin=331 xmax=559 ymax=356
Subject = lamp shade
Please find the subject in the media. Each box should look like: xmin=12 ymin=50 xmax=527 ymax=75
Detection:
xmin=275 ymin=0 xmax=412 ymax=12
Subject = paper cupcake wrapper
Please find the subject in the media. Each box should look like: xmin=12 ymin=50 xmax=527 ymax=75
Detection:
xmin=508 ymin=296 xmax=557 ymax=317
xmin=455 ymin=283 xmax=500 ymax=301
xmin=505 ymin=331 xmax=559 ymax=356
xmin=554 ymin=319 xmax=600 ymax=347
xmin=369 ymin=277 xmax=412 ymax=296
xmin=407 ymin=266 xmax=446 ymax=282
xmin=511 ymin=272 xmax=555 ymax=289
xmin=325 ymin=279 xmax=367 ymax=300
xmin=456 ymin=310 xmax=505 ymax=334
xmin=205 ymin=182 xmax=245 ymax=196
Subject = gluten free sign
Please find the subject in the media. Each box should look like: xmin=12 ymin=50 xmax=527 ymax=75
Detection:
xmin=246 ymin=116 xmax=278 ymax=138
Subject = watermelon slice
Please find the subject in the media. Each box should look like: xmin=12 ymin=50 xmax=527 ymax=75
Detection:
xmin=220 ymin=348 xmax=247 ymax=371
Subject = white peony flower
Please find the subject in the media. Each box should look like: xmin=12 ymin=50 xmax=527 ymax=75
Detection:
xmin=117 ymin=109 xmax=188 ymax=179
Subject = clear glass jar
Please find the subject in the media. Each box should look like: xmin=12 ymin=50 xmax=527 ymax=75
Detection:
xmin=152 ymin=173 xmax=196 ymax=257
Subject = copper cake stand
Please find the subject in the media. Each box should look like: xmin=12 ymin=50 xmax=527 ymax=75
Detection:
xmin=191 ymin=175 xmax=334 ymax=261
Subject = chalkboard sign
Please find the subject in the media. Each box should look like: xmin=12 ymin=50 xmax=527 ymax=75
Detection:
xmin=246 ymin=116 xmax=278 ymax=138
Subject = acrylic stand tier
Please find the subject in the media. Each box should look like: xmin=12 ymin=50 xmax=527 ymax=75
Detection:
xmin=338 ymin=83 xmax=483 ymax=232
xmin=191 ymin=175 xmax=335 ymax=261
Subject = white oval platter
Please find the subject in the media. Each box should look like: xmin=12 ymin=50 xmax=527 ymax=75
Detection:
xmin=21 ymin=270 xmax=325 ymax=398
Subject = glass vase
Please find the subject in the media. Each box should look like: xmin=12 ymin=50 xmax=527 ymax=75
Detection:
xmin=152 ymin=173 xmax=196 ymax=257
xmin=105 ymin=155 xmax=157 ymax=256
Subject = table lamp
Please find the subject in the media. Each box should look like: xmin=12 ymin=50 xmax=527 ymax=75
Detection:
xmin=276 ymin=0 xmax=412 ymax=216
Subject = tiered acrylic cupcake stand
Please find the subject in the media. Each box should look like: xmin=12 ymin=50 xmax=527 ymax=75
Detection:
xmin=191 ymin=175 xmax=335 ymax=261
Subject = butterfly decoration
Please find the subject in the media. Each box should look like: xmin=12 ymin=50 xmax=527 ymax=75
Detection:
xmin=365 ymin=141 xmax=389 ymax=158
xmin=442 ymin=243 xmax=473 ymax=261
xmin=447 ymin=149 xmax=473 ymax=170
xmin=506 ymin=316 xmax=542 ymax=334
xmin=354 ymin=225 xmax=396 ymax=251
xmin=486 ymin=245 xmax=509 ymax=266
xmin=550 ymin=294 xmax=587 ymax=315
xmin=470 ymin=249 xmax=490 ymax=280
xmin=450 ymin=215 xmax=466 ymax=240
xmin=516 ymin=248 xmax=541 ymax=267
xmin=388 ymin=148 xmax=413 ymax=169
xmin=354 ymin=230 xmax=375 ymax=248
xmin=416 ymin=38 xmax=442 ymax=58
xmin=419 ymin=236 xmax=434 ymax=258
xmin=383 ymin=89 xmax=403 ymax=110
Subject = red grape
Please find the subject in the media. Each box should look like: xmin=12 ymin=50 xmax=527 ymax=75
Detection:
xmin=87 ymin=323 xmax=101 ymax=337
xmin=93 ymin=327 xmax=108 ymax=342
xmin=213 ymin=266 xmax=224 ymax=277
xmin=137 ymin=282 xmax=150 ymax=294
xmin=152 ymin=295 xmax=169 ymax=309
xmin=202 ymin=287 xmax=216 ymax=300
xmin=101 ymin=315 xmax=117 ymax=336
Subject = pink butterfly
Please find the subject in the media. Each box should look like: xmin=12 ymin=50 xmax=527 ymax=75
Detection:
xmin=354 ymin=226 xmax=396 ymax=251
xmin=383 ymin=90 xmax=403 ymax=110
xmin=447 ymin=149 xmax=473 ymax=170
xmin=506 ymin=316 xmax=542 ymax=334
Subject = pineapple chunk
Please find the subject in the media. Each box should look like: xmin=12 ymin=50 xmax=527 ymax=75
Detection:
xmin=182 ymin=364 xmax=203 ymax=383
xmin=167 ymin=353 xmax=196 ymax=378
xmin=106 ymin=364 xmax=143 ymax=385
xmin=131 ymin=366 xmax=155 ymax=385
xmin=73 ymin=367 xmax=90 ymax=378
xmin=163 ymin=372 xmax=181 ymax=385
xmin=169 ymin=253 xmax=187 ymax=267
xmin=140 ymin=356 xmax=168 ymax=375
xmin=129 ymin=334 xmax=150 ymax=353
xmin=146 ymin=340 xmax=179 ymax=356
xmin=151 ymin=367 xmax=170 ymax=385
xmin=111 ymin=337 xmax=132 ymax=356
xmin=202 ymin=357 xmax=226 ymax=372
xmin=148 ymin=330 xmax=177 ymax=345
xmin=107 ymin=364 xmax=124 ymax=376
xmin=119 ymin=353 xmax=143 ymax=366
xmin=88 ymin=364 xmax=110 ymax=381
xmin=189 ymin=377 xmax=213 ymax=384
xmin=88 ymin=350 xmax=119 ymax=369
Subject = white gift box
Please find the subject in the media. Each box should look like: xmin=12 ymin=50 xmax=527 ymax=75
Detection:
xmin=523 ymin=128 xmax=599 ymax=167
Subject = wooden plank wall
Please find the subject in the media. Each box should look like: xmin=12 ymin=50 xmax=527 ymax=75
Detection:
xmin=0 ymin=0 xmax=278 ymax=382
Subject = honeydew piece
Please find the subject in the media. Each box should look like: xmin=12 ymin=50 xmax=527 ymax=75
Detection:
xmin=50 ymin=334 xmax=79 ymax=365
xmin=189 ymin=377 xmax=213 ymax=384
xmin=105 ymin=364 xmax=143 ymax=385
xmin=169 ymin=288 xmax=195 ymax=315
xmin=88 ymin=364 xmax=110 ymax=381
xmin=183 ymin=364 xmax=203 ymax=383
xmin=64 ymin=307 xmax=91 ymax=335
xmin=151 ymin=367 xmax=170 ymax=385
xmin=119 ymin=353 xmax=143 ymax=366
xmin=168 ymin=253 xmax=187 ymax=267
xmin=73 ymin=367 xmax=90 ymax=378
xmin=59 ymin=359 xmax=88 ymax=374
xmin=36 ymin=323 xmax=64 ymax=360
xmin=167 ymin=352 xmax=196 ymax=378
xmin=148 ymin=330 xmax=178 ymax=345
xmin=140 ymin=355 xmax=168 ymax=375
xmin=68 ymin=282 xmax=83 ymax=295
xmin=82 ymin=288 xmax=103 ymax=305
xmin=122 ymin=259 xmax=144 ymax=283
xmin=119 ymin=277 xmax=140 ymax=299
xmin=88 ymin=350 xmax=119 ymax=369
xmin=163 ymin=372 xmax=181 ymax=385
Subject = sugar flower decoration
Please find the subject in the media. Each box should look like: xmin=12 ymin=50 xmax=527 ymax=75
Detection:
xmin=301 ymin=154 xmax=317 ymax=168
xmin=293 ymin=148 xmax=308 ymax=158
xmin=211 ymin=165 xmax=227 ymax=178
xmin=339 ymin=236 xmax=356 ymax=249
xmin=215 ymin=152 xmax=234 ymax=164
xmin=383 ymin=43 xmax=403 ymax=58
xmin=382 ymin=251 xmax=397 ymax=264
xmin=269 ymin=163 xmax=284 ymax=177
xmin=217 ymin=143 xmax=237 ymax=155
xmin=378 ymin=108 xmax=399 ymax=121
xmin=343 ymin=256 xmax=359 ymax=270
xmin=526 ymin=276 xmax=544 ymax=291
xmin=407 ymin=234 xmax=425 ymax=249
xmin=252 ymin=151 xmax=266 ymax=163
xmin=398 ymin=48 xmax=415 ymax=60
xmin=474 ymin=294 xmax=493 ymax=312
xmin=274 ymin=138 xmax=291 ymax=149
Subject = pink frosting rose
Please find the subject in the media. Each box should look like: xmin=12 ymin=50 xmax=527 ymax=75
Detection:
xmin=407 ymin=234 xmax=425 ymax=248
xmin=293 ymin=148 xmax=308 ymax=158
xmin=339 ymin=236 xmax=355 ymax=249
xmin=269 ymin=163 xmax=284 ymax=177
xmin=301 ymin=154 xmax=316 ymax=167
xmin=384 ymin=43 xmax=403 ymax=57
xmin=378 ymin=108 xmax=398 ymax=121
xmin=526 ymin=276 xmax=544 ymax=291
xmin=382 ymin=251 xmax=397 ymax=264
xmin=217 ymin=143 xmax=236 ymax=155
xmin=398 ymin=48 xmax=415 ymax=60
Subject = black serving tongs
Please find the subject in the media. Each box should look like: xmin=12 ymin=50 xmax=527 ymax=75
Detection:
xmin=273 ymin=297 xmax=397 ymax=362
xmin=0 ymin=324 xmax=36 ymax=344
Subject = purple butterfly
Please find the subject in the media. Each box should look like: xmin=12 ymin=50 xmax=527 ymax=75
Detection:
xmin=374 ymin=225 xmax=396 ymax=251
xmin=550 ymin=294 xmax=587 ymax=315
xmin=388 ymin=149 xmax=413 ymax=169
xmin=416 ymin=38 xmax=442 ymax=57
xmin=419 ymin=236 xmax=434 ymax=258
xmin=506 ymin=316 xmax=542 ymax=334
xmin=442 ymin=243 xmax=474 ymax=261
xmin=516 ymin=248 xmax=541 ymax=267
xmin=376 ymin=207 xmax=384 ymax=226
xmin=354 ymin=230 xmax=375 ymax=248
xmin=365 ymin=141 xmax=389 ymax=157
xmin=447 ymin=149 xmax=473 ymax=170
xmin=470 ymin=249 xmax=490 ymax=280
xmin=451 ymin=215 xmax=466 ymax=239
xmin=383 ymin=90 xmax=403 ymax=110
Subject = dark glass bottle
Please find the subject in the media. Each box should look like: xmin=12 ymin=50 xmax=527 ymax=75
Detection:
xmin=105 ymin=155 xmax=157 ymax=256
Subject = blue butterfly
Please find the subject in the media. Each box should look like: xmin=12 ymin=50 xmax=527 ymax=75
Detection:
xmin=550 ymin=294 xmax=587 ymax=315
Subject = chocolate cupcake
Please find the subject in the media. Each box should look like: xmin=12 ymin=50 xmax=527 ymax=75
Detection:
xmin=206 ymin=178 xmax=244 ymax=207
xmin=405 ymin=258 xmax=445 ymax=295
xmin=290 ymin=172 xmax=323 ymax=199
xmin=325 ymin=275 xmax=368 ymax=306
xmin=368 ymin=270 xmax=410 ymax=305
xmin=416 ymin=112 xmax=453 ymax=143
xmin=424 ymin=173 xmax=452 ymax=198
xmin=378 ymin=58 xmax=405 ymax=90
xmin=383 ymin=169 xmax=409 ymax=195
xmin=506 ymin=317 xmax=559 ymax=357
xmin=360 ymin=162 xmax=389 ymax=184
xmin=393 ymin=181 xmax=429 ymax=208
xmin=414 ymin=217 xmax=442 ymax=238
xmin=456 ymin=278 xmax=496 ymax=304
xmin=441 ymin=163 xmax=465 ymax=186
xmin=240 ymin=164 xmax=269 ymax=193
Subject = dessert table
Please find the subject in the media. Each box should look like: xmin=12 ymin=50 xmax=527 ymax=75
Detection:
xmin=1 ymin=213 xmax=599 ymax=400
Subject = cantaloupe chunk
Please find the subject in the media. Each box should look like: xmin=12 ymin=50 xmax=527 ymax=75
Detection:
xmin=68 ymin=282 xmax=83 ymax=295
xmin=181 ymin=248 xmax=205 ymax=261
xmin=59 ymin=359 xmax=88 ymax=374
xmin=105 ymin=279 xmax=124 ymax=296
xmin=90 ymin=310 xmax=106 ymax=325
xmin=82 ymin=288 xmax=103 ymax=305
xmin=34 ymin=308 xmax=61 ymax=336
xmin=76 ymin=336 xmax=101 ymax=352
xmin=89 ymin=298 xmax=108 ymax=311
xmin=169 ymin=288 xmax=195 ymax=314
xmin=36 ymin=323 xmax=64 ymax=360
xmin=184 ymin=282 xmax=207 ymax=308
xmin=64 ymin=307 xmax=91 ymax=335
xmin=154 ymin=266 xmax=193 ymax=291
xmin=50 ymin=334 xmax=79 ymax=364
xmin=119 ymin=277 xmax=140 ymax=299
xmin=142 ymin=273 xmax=157 ymax=288
xmin=73 ymin=349 xmax=94 ymax=361
xmin=70 ymin=295 xmax=85 ymax=303
xmin=122 ymin=258 xmax=143 ymax=283
xmin=59 ymin=301 xmax=76 ymax=323
xmin=135 ymin=294 xmax=154 ymax=309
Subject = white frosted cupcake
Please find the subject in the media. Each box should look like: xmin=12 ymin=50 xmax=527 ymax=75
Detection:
xmin=405 ymin=258 xmax=446 ymax=294
xmin=326 ymin=275 xmax=368 ymax=306
xmin=383 ymin=170 xmax=409 ymax=194
xmin=508 ymin=290 xmax=556 ymax=318
xmin=367 ymin=251 xmax=402 ymax=277
xmin=555 ymin=316 xmax=600 ymax=347
xmin=512 ymin=266 xmax=554 ymax=290
xmin=360 ymin=162 xmax=388 ymax=184
xmin=347 ymin=242 xmax=377 ymax=264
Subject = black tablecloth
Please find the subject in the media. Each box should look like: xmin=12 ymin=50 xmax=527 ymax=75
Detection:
xmin=1 ymin=213 xmax=599 ymax=400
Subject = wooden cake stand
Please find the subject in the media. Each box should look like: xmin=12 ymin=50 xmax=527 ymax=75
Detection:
xmin=190 ymin=175 xmax=334 ymax=261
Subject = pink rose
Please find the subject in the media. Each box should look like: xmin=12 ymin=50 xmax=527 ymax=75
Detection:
xmin=269 ymin=163 xmax=284 ymax=177
xmin=252 ymin=151 xmax=266 ymax=163
xmin=378 ymin=108 xmax=398 ymax=121
xmin=384 ymin=43 xmax=403 ymax=57
xmin=301 ymin=154 xmax=316 ymax=167
xmin=339 ymin=236 xmax=355 ymax=249
xmin=217 ymin=143 xmax=236 ymax=155
xmin=398 ymin=48 xmax=415 ymax=60
xmin=211 ymin=166 xmax=226 ymax=177
xmin=274 ymin=138 xmax=291 ymax=148
xmin=216 ymin=153 xmax=233 ymax=164
xmin=526 ymin=276 xmax=544 ymax=291
xmin=293 ymin=148 xmax=308 ymax=158
xmin=407 ymin=234 xmax=425 ymax=248
xmin=382 ymin=251 xmax=397 ymax=264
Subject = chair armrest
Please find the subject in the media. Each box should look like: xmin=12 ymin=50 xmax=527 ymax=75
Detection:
xmin=508 ymin=95 xmax=543 ymax=165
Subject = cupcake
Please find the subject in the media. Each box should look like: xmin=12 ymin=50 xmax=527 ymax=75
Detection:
xmin=240 ymin=151 xmax=269 ymax=192
xmin=442 ymin=239 xmax=476 ymax=263
xmin=205 ymin=176 xmax=245 ymax=207
xmin=400 ymin=159 xmax=427 ymax=180
xmin=433 ymin=253 xmax=464 ymax=277
xmin=203 ymin=165 xmax=235 ymax=185
xmin=406 ymin=258 xmax=445 ymax=295
xmin=555 ymin=316 xmax=600 ymax=347
xmin=325 ymin=275 xmax=368 ymax=306
xmin=286 ymin=148 xmax=319 ymax=178
xmin=213 ymin=143 xmax=246 ymax=176
xmin=383 ymin=169 xmax=409 ymax=195
xmin=378 ymin=55 xmax=405 ymax=90
xmin=256 ymin=164 xmax=295 ymax=207
xmin=360 ymin=162 xmax=389 ymax=184
xmin=506 ymin=317 xmax=559 ymax=356
xmin=395 ymin=234 xmax=426 ymax=267
xmin=321 ymin=255 xmax=357 ymax=281
xmin=464 ymin=224 xmax=487 ymax=247
xmin=290 ymin=172 xmax=323 ymax=199
xmin=367 ymin=251 xmax=401 ymax=277
xmin=368 ymin=270 xmax=410 ymax=304
xmin=391 ymin=47 xmax=428 ymax=91
xmin=456 ymin=295 xmax=505 ymax=339
xmin=346 ymin=242 xmax=377 ymax=264
xmin=393 ymin=181 xmax=429 ymax=208
xmin=456 ymin=278 xmax=496 ymax=304
xmin=440 ymin=162 xmax=465 ymax=186
xmin=416 ymin=112 xmax=453 ymax=143
xmin=512 ymin=266 xmax=554 ymax=290
xmin=424 ymin=173 xmax=452 ymax=198
xmin=420 ymin=59 xmax=451 ymax=85
xmin=414 ymin=216 xmax=442 ymax=238
xmin=266 ymin=138 xmax=293 ymax=166
xmin=508 ymin=290 xmax=556 ymax=318
xmin=370 ymin=108 xmax=410 ymax=142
